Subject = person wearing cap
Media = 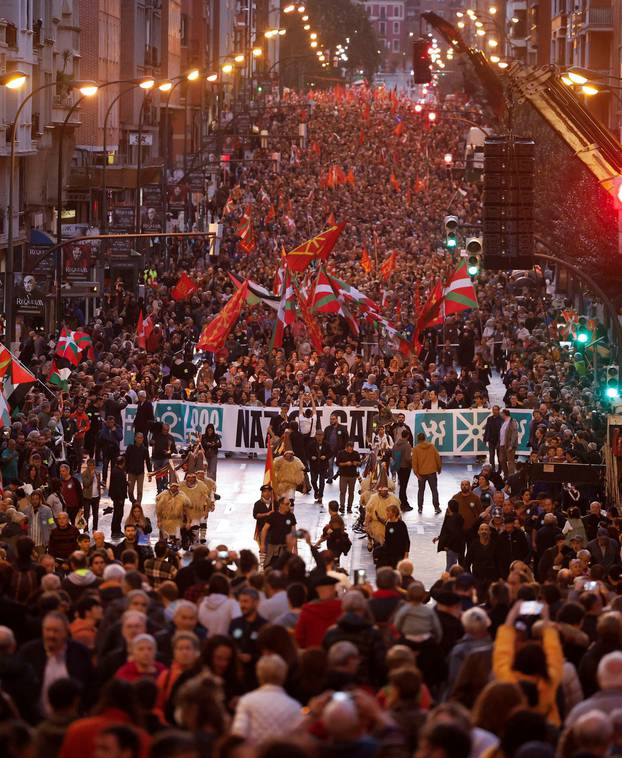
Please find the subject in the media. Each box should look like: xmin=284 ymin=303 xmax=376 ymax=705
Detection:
xmin=411 ymin=432 xmax=442 ymax=514
xmin=587 ymin=527 xmax=620 ymax=571
xmin=335 ymin=439 xmax=361 ymax=514
xmin=155 ymin=481 xmax=190 ymax=543
xmin=253 ymin=484 xmax=273 ymax=548
xmin=295 ymin=574 xmax=342 ymax=648
xmin=272 ymin=443 xmax=306 ymax=503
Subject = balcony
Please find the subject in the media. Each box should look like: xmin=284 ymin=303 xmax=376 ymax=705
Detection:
xmin=584 ymin=6 xmax=613 ymax=29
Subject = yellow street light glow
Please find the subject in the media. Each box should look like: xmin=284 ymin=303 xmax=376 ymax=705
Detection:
xmin=252 ymin=47 xmax=263 ymax=57
xmin=139 ymin=78 xmax=155 ymax=89
xmin=284 ymin=4 xmax=295 ymax=12
xmin=498 ymin=61 xmax=509 ymax=69
xmin=264 ymin=29 xmax=276 ymax=38
xmin=456 ymin=11 xmax=463 ymax=17
xmin=467 ymin=9 xmax=476 ymax=16
xmin=582 ymin=84 xmax=599 ymax=95
xmin=79 ymin=84 xmax=99 ymax=97
xmin=489 ymin=6 xmax=497 ymax=13
xmin=568 ymin=70 xmax=588 ymax=85
xmin=475 ymin=20 xmax=483 ymax=27
xmin=476 ymin=29 xmax=486 ymax=36
xmin=222 ymin=63 xmax=233 ymax=73
xmin=298 ymin=5 xmax=306 ymax=11
xmin=511 ymin=16 xmax=519 ymax=22
xmin=3 ymin=72 xmax=27 ymax=89
xmin=278 ymin=29 xmax=286 ymax=35
xmin=488 ymin=39 xmax=498 ymax=47
xmin=561 ymin=75 xmax=573 ymax=85
xmin=206 ymin=73 xmax=218 ymax=82
xmin=490 ymin=55 xmax=500 ymax=63
xmin=234 ymin=54 xmax=245 ymax=63
xmin=304 ymin=24 xmax=310 ymax=30
xmin=158 ymin=81 xmax=173 ymax=92
xmin=310 ymin=40 xmax=318 ymax=48
xmin=457 ymin=21 xmax=465 ymax=28
xmin=302 ymin=15 xmax=309 ymax=20
xmin=310 ymin=32 xmax=317 ymax=39
xmin=187 ymin=69 xmax=200 ymax=81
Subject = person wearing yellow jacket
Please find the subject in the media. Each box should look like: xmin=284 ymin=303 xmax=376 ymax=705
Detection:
xmin=492 ymin=601 xmax=565 ymax=726
xmin=411 ymin=432 xmax=442 ymax=514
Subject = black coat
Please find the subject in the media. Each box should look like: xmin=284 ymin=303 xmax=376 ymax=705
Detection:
xmin=494 ymin=529 xmax=531 ymax=578
xmin=133 ymin=401 xmax=155 ymax=435
xmin=483 ymin=414 xmax=503 ymax=446
xmin=18 ymin=639 xmax=94 ymax=706
xmin=465 ymin=538 xmax=498 ymax=584
xmin=308 ymin=439 xmax=331 ymax=473
xmin=108 ymin=465 xmax=128 ymax=500
xmin=323 ymin=613 xmax=387 ymax=688
xmin=438 ymin=513 xmax=465 ymax=554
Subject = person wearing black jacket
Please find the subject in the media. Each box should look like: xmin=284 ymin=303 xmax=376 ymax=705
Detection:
xmin=200 ymin=424 xmax=222 ymax=481
xmin=98 ymin=416 xmax=123 ymax=484
xmin=124 ymin=432 xmax=152 ymax=506
xmin=464 ymin=523 xmax=498 ymax=590
xmin=494 ymin=516 xmax=531 ymax=578
xmin=133 ymin=391 xmax=154 ymax=437
xmin=324 ymin=413 xmax=348 ymax=483
xmin=308 ymin=430 xmax=331 ymax=503
xmin=434 ymin=500 xmax=465 ymax=570
xmin=109 ymin=456 xmax=128 ymax=538
xmin=18 ymin=610 xmax=94 ymax=715
xmin=483 ymin=405 xmax=503 ymax=472
xmin=376 ymin=505 xmax=410 ymax=568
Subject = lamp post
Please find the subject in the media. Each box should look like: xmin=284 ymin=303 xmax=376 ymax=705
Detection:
xmin=101 ymin=78 xmax=156 ymax=234
xmin=4 ymin=76 xmax=103 ymax=344
xmin=56 ymin=87 xmax=99 ymax=330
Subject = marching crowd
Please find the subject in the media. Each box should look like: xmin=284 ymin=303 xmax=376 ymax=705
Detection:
xmin=0 ymin=85 xmax=618 ymax=758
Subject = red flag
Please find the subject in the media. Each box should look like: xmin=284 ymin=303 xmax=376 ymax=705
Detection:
xmin=360 ymin=247 xmax=373 ymax=274
xmin=417 ymin=281 xmax=444 ymax=330
xmin=172 ymin=272 xmax=199 ymax=301
xmin=380 ymin=250 xmax=397 ymax=280
xmin=223 ymin=193 xmax=235 ymax=215
xmin=390 ymin=174 xmax=401 ymax=192
xmin=345 ymin=169 xmax=356 ymax=186
xmin=197 ymin=281 xmax=249 ymax=352
xmin=136 ymin=309 xmax=153 ymax=348
xmin=285 ymin=222 xmax=345 ymax=272
xmin=263 ymin=441 xmax=274 ymax=487
xmin=327 ymin=212 xmax=336 ymax=226
xmin=394 ymin=121 xmax=405 ymax=137
xmin=358 ymin=130 xmax=365 ymax=146
xmin=265 ymin=205 xmax=276 ymax=223
xmin=293 ymin=278 xmax=323 ymax=353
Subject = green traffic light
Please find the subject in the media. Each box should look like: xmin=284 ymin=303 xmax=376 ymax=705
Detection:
xmin=467 ymin=263 xmax=479 ymax=276
xmin=576 ymin=332 xmax=589 ymax=344
xmin=446 ymin=237 xmax=457 ymax=248
xmin=606 ymin=387 xmax=620 ymax=399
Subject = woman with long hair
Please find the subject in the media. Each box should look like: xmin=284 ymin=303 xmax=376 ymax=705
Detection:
xmin=124 ymin=503 xmax=153 ymax=538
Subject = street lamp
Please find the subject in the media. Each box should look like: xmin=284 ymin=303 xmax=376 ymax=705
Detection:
xmin=55 ymin=84 xmax=99 ymax=330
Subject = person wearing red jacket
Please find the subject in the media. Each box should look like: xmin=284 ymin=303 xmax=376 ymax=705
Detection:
xmin=295 ymin=575 xmax=342 ymax=648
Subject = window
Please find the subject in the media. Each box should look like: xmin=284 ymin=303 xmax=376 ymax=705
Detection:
xmin=379 ymin=21 xmax=386 ymax=34
xmin=393 ymin=21 xmax=399 ymax=33
xmin=393 ymin=39 xmax=400 ymax=51
xmin=387 ymin=4 xmax=392 ymax=16
xmin=180 ymin=13 xmax=188 ymax=46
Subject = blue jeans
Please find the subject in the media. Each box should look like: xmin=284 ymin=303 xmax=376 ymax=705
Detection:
xmin=446 ymin=550 xmax=460 ymax=570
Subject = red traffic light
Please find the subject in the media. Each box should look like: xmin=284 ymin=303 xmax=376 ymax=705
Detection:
xmin=412 ymin=38 xmax=432 ymax=84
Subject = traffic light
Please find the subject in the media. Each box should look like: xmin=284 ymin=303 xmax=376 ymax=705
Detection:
xmin=466 ymin=237 xmax=482 ymax=276
xmin=605 ymin=364 xmax=620 ymax=400
xmin=443 ymin=215 xmax=458 ymax=249
xmin=412 ymin=38 xmax=432 ymax=84
xmin=483 ymin=135 xmax=535 ymax=270
xmin=575 ymin=316 xmax=591 ymax=345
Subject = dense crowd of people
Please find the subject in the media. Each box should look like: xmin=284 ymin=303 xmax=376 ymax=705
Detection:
xmin=0 ymin=83 xmax=619 ymax=757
